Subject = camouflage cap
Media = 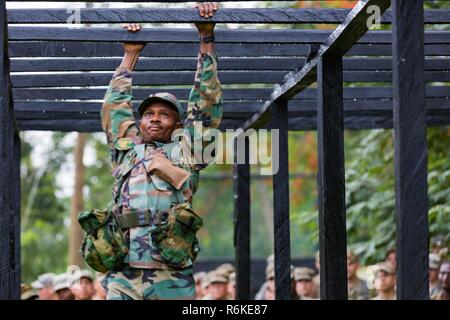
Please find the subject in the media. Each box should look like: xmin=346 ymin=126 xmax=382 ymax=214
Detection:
xmin=216 ymin=263 xmax=235 ymax=277
xmin=138 ymin=92 xmax=184 ymax=120
xmin=374 ymin=262 xmax=395 ymax=276
xmin=71 ymin=269 xmax=94 ymax=283
xmin=194 ymin=271 xmax=207 ymax=283
xmin=429 ymin=253 xmax=441 ymax=269
xmin=228 ymin=272 xmax=236 ymax=283
xmin=293 ymin=267 xmax=314 ymax=281
xmin=21 ymin=284 xmax=38 ymax=300
xmin=208 ymin=271 xmax=228 ymax=284
xmin=53 ymin=273 xmax=72 ymax=292
xmin=31 ymin=273 xmax=56 ymax=289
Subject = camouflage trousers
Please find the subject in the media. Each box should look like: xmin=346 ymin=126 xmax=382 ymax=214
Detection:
xmin=103 ymin=266 xmax=195 ymax=300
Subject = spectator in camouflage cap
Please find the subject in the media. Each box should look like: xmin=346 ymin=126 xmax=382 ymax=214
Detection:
xmin=21 ymin=284 xmax=38 ymax=300
xmin=429 ymin=253 xmax=442 ymax=299
xmin=193 ymin=271 xmax=207 ymax=299
xmin=433 ymin=261 xmax=449 ymax=300
xmin=293 ymin=267 xmax=317 ymax=300
xmin=53 ymin=273 xmax=76 ymax=300
xmin=227 ymin=272 xmax=236 ymax=300
xmin=371 ymin=262 xmax=396 ymax=300
xmin=31 ymin=273 xmax=57 ymax=300
xmin=347 ymin=250 xmax=369 ymax=300
xmin=71 ymin=269 xmax=96 ymax=300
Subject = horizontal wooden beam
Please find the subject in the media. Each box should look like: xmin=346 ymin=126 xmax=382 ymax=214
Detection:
xmin=10 ymin=70 xmax=450 ymax=88
xmin=15 ymin=113 xmax=450 ymax=133
xmin=12 ymin=86 xmax=450 ymax=101
xmin=8 ymin=27 xmax=450 ymax=44
xmin=13 ymin=99 xmax=450 ymax=121
xmin=9 ymin=42 xmax=450 ymax=58
xmin=6 ymin=9 xmax=450 ymax=24
xmin=241 ymin=0 xmax=392 ymax=131
xmin=10 ymin=57 xmax=450 ymax=72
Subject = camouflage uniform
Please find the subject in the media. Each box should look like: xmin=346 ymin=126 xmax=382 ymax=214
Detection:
xmin=348 ymin=278 xmax=369 ymax=300
xmin=101 ymin=52 xmax=223 ymax=300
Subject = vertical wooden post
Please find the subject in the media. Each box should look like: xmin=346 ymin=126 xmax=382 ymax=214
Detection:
xmin=233 ymin=136 xmax=251 ymax=300
xmin=11 ymin=132 xmax=21 ymax=299
xmin=271 ymin=100 xmax=292 ymax=300
xmin=317 ymin=52 xmax=347 ymax=300
xmin=0 ymin=0 xmax=20 ymax=300
xmin=392 ymin=0 xmax=429 ymax=300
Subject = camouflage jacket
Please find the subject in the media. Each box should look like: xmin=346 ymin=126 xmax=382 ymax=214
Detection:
xmin=101 ymin=53 xmax=223 ymax=269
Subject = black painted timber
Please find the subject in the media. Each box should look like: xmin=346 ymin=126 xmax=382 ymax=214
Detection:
xmin=0 ymin=0 xmax=19 ymax=300
xmin=241 ymin=0 xmax=392 ymax=131
xmin=6 ymin=8 xmax=450 ymax=24
xmin=271 ymin=100 xmax=292 ymax=300
xmin=9 ymin=70 xmax=450 ymax=88
xmin=15 ymin=112 xmax=450 ymax=133
xmin=12 ymin=86 xmax=450 ymax=101
xmin=8 ymin=42 xmax=450 ymax=58
xmin=392 ymin=0 xmax=429 ymax=300
xmin=233 ymin=137 xmax=251 ymax=300
xmin=11 ymin=132 xmax=21 ymax=300
xmin=8 ymin=27 xmax=450 ymax=45
xmin=317 ymin=53 xmax=347 ymax=300
xmin=9 ymin=57 xmax=450 ymax=72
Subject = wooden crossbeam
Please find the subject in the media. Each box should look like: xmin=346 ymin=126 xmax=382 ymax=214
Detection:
xmin=15 ymin=113 xmax=450 ymax=133
xmin=8 ymin=41 xmax=450 ymax=58
xmin=8 ymin=27 xmax=450 ymax=44
xmin=12 ymin=86 xmax=450 ymax=101
xmin=6 ymin=8 xmax=450 ymax=24
xmin=10 ymin=57 xmax=450 ymax=72
xmin=241 ymin=0 xmax=393 ymax=131
xmin=10 ymin=70 xmax=450 ymax=88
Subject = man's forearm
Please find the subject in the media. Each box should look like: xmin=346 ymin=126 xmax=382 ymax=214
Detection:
xmin=199 ymin=31 xmax=215 ymax=54
xmin=119 ymin=50 xmax=141 ymax=71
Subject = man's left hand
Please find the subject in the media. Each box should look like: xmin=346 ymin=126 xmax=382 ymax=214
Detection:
xmin=193 ymin=2 xmax=220 ymax=35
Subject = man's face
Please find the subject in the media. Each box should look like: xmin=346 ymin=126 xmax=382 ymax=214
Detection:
xmin=38 ymin=286 xmax=56 ymax=300
xmin=374 ymin=271 xmax=396 ymax=293
xmin=139 ymin=103 xmax=181 ymax=143
xmin=72 ymin=277 xmax=95 ymax=300
xmin=347 ymin=260 xmax=359 ymax=280
xmin=209 ymin=282 xmax=228 ymax=300
xmin=439 ymin=262 xmax=450 ymax=290
xmin=295 ymin=280 xmax=314 ymax=297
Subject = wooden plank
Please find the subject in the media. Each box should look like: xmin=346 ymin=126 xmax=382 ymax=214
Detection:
xmin=8 ymin=41 xmax=450 ymax=58
xmin=10 ymin=70 xmax=450 ymax=88
xmin=11 ymin=85 xmax=450 ymax=101
xmin=10 ymin=57 xmax=450 ymax=72
xmin=271 ymin=100 xmax=292 ymax=300
xmin=6 ymin=8 xmax=450 ymax=24
xmin=0 ymin=0 xmax=18 ymax=300
xmin=11 ymin=132 xmax=21 ymax=300
xmin=392 ymin=0 xmax=429 ymax=300
xmin=16 ymin=113 xmax=450 ymax=133
xmin=233 ymin=137 xmax=251 ymax=300
xmin=13 ymin=99 xmax=450 ymax=121
xmin=8 ymin=27 xmax=450 ymax=44
xmin=317 ymin=53 xmax=347 ymax=300
xmin=12 ymin=86 xmax=450 ymax=101
xmin=241 ymin=0 xmax=391 ymax=131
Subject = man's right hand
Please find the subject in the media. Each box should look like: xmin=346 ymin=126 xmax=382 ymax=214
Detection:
xmin=122 ymin=23 xmax=146 ymax=52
